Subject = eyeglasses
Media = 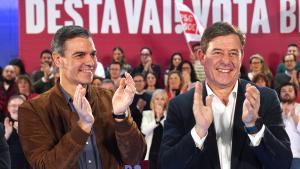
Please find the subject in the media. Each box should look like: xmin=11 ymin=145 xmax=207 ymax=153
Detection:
xmin=284 ymin=60 xmax=295 ymax=63
xmin=134 ymin=80 xmax=144 ymax=83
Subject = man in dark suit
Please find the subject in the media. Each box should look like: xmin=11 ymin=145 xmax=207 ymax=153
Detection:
xmin=0 ymin=122 xmax=10 ymax=169
xmin=159 ymin=22 xmax=292 ymax=169
xmin=18 ymin=25 xmax=146 ymax=169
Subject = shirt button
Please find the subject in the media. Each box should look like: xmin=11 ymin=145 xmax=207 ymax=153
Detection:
xmin=88 ymin=160 xmax=92 ymax=164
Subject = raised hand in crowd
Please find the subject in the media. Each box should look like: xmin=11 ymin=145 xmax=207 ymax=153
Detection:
xmin=144 ymin=56 xmax=153 ymax=73
xmin=3 ymin=117 xmax=13 ymax=140
xmin=136 ymin=98 xmax=146 ymax=112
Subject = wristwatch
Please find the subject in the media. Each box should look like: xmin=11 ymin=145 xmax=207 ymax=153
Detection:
xmin=244 ymin=120 xmax=263 ymax=134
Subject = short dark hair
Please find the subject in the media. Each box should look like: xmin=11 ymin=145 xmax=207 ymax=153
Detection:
xmin=279 ymin=82 xmax=298 ymax=98
xmin=40 ymin=49 xmax=52 ymax=58
xmin=288 ymin=43 xmax=298 ymax=48
xmin=51 ymin=26 xmax=91 ymax=56
xmin=110 ymin=61 xmax=121 ymax=68
xmin=200 ymin=22 xmax=245 ymax=54
xmin=282 ymin=54 xmax=297 ymax=63
xmin=140 ymin=47 xmax=152 ymax=55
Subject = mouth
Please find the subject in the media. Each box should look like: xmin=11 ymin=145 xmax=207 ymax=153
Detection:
xmin=80 ymin=68 xmax=94 ymax=74
xmin=216 ymin=68 xmax=232 ymax=73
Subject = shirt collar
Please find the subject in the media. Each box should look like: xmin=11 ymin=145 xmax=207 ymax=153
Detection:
xmin=59 ymin=84 xmax=91 ymax=103
xmin=205 ymin=80 xmax=239 ymax=99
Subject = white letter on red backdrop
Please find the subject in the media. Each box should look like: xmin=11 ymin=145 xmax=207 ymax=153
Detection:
xmin=280 ymin=0 xmax=296 ymax=33
xmin=124 ymin=0 xmax=142 ymax=34
xmin=101 ymin=0 xmax=120 ymax=33
xmin=26 ymin=0 xmax=45 ymax=34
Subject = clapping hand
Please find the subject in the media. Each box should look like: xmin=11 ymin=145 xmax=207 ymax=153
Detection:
xmin=73 ymin=84 xmax=94 ymax=132
xmin=242 ymin=84 xmax=260 ymax=127
xmin=193 ymin=82 xmax=213 ymax=138
xmin=112 ymin=72 xmax=136 ymax=120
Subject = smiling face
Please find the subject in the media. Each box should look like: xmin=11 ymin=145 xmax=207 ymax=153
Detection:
xmin=200 ymin=34 xmax=243 ymax=90
xmin=54 ymin=37 xmax=97 ymax=87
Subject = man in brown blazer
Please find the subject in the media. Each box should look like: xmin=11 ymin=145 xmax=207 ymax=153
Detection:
xmin=18 ymin=25 xmax=146 ymax=169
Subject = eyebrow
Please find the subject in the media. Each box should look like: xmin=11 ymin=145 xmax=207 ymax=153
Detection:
xmin=211 ymin=48 xmax=240 ymax=52
xmin=72 ymin=50 xmax=97 ymax=56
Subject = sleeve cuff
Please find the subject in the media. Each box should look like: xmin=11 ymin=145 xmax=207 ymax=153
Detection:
xmin=248 ymin=124 xmax=265 ymax=147
xmin=191 ymin=127 xmax=207 ymax=150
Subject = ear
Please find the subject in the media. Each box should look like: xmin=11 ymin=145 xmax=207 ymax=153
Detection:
xmin=197 ymin=49 xmax=205 ymax=65
xmin=52 ymin=52 xmax=62 ymax=67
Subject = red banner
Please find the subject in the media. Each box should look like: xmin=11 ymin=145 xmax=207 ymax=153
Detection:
xmin=19 ymin=0 xmax=300 ymax=74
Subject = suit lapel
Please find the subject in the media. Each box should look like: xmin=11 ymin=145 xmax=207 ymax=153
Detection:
xmin=231 ymin=80 xmax=248 ymax=169
xmin=202 ymin=84 xmax=221 ymax=169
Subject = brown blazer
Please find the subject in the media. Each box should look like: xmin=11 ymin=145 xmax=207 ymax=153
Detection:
xmin=18 ymin=84 xmax=146 ymax=169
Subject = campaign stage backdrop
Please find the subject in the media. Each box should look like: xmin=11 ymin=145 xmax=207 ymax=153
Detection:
xmin=19 ymin=0 xmax=300 ymax=74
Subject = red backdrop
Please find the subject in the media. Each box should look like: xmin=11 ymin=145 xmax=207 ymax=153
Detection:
xmin=19 ymin=0 xmax=300 ymax=74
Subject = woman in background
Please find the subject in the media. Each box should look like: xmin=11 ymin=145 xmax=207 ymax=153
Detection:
xmin=141 ymin=89 xmax=169 ymax=169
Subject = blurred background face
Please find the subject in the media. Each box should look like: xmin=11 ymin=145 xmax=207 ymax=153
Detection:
xmin=2 ymin=65 xmax=16 ymax=81
xmin=92 ymin=78 xmax=102 ymax=88
xmin=284 ymin=54 xmax=296 ymax=71
xmin=133 ymin=75 xmax=145 ymax=92
xmin=109 ymin=64 xmax=121 ymax=79
xmin=140 ymin=48 xmax=151 ymax=65
xmin=8 ymin=98 xmax=24 ymax=121
xmin=287 ymin=46 xmax=299 ymax=57
xmin=250 ymin=58 xmax=263 ymax=73
xmin=255 ymin=78 xmax=267 ymax=87
xmin=181 ymin=63 xmax=192 ymax=74
xmin=172 ymin=54 xmax=182 ymax=67
xmin=113 ymin=49 xmax=123 ymax=62
xmin=41 ymin=52 xmax=53 ymax=65
xmin=280 ymin=85 xmax=296 ymax=103
xmin=168 ymin=73 xmax=181 ymax=90
xmin=146 ymin=73 xmax=157 ymax=87
xmin=17 ymin=79 xmax=30 ymax=95
xmin=153 ymin=94 xmax=167 ymax=109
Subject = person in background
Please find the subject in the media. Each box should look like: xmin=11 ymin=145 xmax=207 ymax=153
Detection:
xmin=247 ymin=54 xmax=273 ymax=87
xmin=0 ymin=122 xmax=10 ymax=169
xmin=33 ymin=61 xmax=56 ymax=94
xmin=190 ymin=42 xmax=206 ymax=82
xmin=277 ymin=43 xmax=300 ymax=73
xmin=252 ymin=73 xmax=271 ymax=88
xmin=31 ymin=49 xmax=53 ymax=83
xmin=164 ymin=52 xmax=183 ymax=86
xmin=16 ymin=75 xmax=38 ymax=100
xmin=159 ymin=22 xmax=292 ymax=169
xmin=91 ymin=76 xmax=103 ymax=89
xmin=131 ymin=47 xmax=161 ymax=83
xmin=275 ymin=54 xmax=299 ymax=91
xmin=9 ymin=58 xmax=27 ymax=76
xmin=18 ymin=25 xmax=146 ymax=169
xmin=141 ymin=89 xmax=169 ymax=169
xmin=101 ymin=79 xmax=116 ymax=91
xmin=108 ymin=61 xmax=122 ymax=88
xmin=106 ymin=47 xmax=132 ymax=76
xmin=145 ymin=72 xmax=159 ymax=95
xmin=165 ymin=70 xmax=184 ymax=100
xmin=0 ymin=65 xmax=17 ymax=122
xmin=4 ymin=95 xmax=30 ymax=169
xmin=279 ymin=83 xmax=300 ymax=169
xmin=129 ymin=73 xmax=152 ymax=129
xmin=178 ymin=60 xmax=198 ymax=92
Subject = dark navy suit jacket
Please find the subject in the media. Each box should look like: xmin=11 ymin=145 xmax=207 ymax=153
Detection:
xmin=159 ymin=79 xmax=292 ymax=169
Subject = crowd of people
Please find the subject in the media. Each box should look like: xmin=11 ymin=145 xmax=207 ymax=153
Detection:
xmin=0 ymin=22 xmax=299 ymax=169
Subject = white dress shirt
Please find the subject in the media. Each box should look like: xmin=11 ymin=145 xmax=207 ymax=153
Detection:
xmin=282 ymin=103 xmax=300 ymax=158
xmin=191 ymin=81 xmax=265 ymax=169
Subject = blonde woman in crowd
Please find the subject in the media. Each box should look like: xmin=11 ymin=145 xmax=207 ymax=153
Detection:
xmin=141 ymin=89 xmax=169 ymax=169
xmin=248 ymin=54 xmax=273 ymax=87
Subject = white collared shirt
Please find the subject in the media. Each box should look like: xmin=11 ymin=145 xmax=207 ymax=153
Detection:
xmin=191 ymin=81 xmax=265 ymax=169
xmin=282 ymin=102 xmax=300 ymax=158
